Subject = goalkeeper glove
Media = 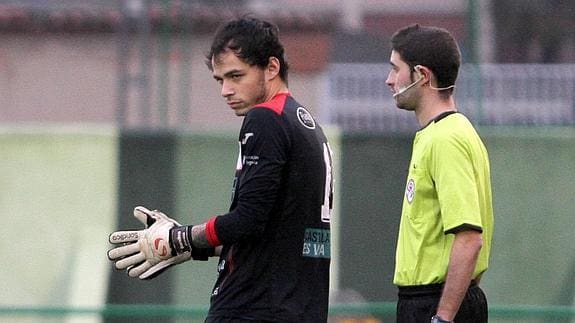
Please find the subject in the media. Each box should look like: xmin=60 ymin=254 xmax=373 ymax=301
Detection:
xmin=107 ymin=206 xmax=192 ymax=280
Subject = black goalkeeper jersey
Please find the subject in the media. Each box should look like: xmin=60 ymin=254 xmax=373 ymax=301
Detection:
xmin=205 ymin=92 xmax=333 ymax=322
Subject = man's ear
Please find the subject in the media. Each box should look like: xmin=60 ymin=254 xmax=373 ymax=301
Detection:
xmin=414 ymin=65 xmax=428 ymax=82
xmin=265 ymin=56 xmax=281 ymax=81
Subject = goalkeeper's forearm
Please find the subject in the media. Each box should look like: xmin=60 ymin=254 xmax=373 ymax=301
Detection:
xmin=191 ymin=223 xmax=215 ymax=248
xmin=191 ymin=223 xmax=222 ymax=256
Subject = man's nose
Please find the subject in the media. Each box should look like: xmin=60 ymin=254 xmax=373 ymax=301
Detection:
xmin=221 ymin=81 xmax=234 ymax=98
xmin=385 ymin=71 xmax=394 ymax=87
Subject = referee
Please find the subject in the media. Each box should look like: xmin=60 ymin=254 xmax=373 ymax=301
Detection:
xmin=385 ymin=24 xmax=494 ymax=322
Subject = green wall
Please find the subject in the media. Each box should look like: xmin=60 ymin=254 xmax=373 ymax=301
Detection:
xmin=1 ymin=126 xmax=574 ymax=321
xmin=0 ymin=127 xmax=118 ymax=312
xmin=481 ymin=128 xmax=575 ymax=306
xmin=338 ymin=134 xmax=411 ymax=302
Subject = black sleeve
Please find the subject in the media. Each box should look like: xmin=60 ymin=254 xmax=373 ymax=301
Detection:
xmin=445 ymin=223 xmax=483 ymax=234
xmin=214 ymin=108 xmax=290 ymax=244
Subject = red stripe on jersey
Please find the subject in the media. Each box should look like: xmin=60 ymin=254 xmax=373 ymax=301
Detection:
xmin=254 ymin=92 xmax=290 ymax=115
xmin=205 ymin=217 xmax=221 ymax=247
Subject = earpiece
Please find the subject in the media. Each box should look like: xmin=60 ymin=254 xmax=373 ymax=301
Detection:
xmin=414 ymin=65 xmax=424 ymax=79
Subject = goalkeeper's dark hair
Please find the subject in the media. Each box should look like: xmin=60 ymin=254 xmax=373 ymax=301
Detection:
xmin=391 ymin=24 xmax=461 ymax=97
xmin=206 ymin=17 xmax=289 ymax=83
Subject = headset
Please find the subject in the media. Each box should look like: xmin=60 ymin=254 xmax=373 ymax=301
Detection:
xmin=393 ymin=65 xmax=455 ymax=98
xmin=393 ymin=65 xmax=425 ymax=98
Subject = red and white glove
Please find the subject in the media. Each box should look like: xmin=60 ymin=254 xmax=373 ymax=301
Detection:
xmin=107 ymin=206 xmax=191 ymax=279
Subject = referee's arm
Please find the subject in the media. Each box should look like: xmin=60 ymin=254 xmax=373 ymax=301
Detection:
xmin=436 ymin=228 xmax=483 ymax=321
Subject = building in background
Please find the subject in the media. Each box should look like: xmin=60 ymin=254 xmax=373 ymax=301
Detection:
xmin=0 ymin=0 xmax=573 ymax=128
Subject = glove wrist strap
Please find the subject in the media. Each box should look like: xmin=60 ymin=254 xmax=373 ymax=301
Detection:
xmin=170 ymin=226 xmax=192 ymax=256
xmin=170 ymin=225 xmax=213 ymax=261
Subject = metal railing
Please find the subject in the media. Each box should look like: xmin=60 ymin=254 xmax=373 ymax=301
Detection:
xmin=321 ymin=64 xmax=575 ymax=132
xmin=1 ymin=303 xmax=574 ymax=321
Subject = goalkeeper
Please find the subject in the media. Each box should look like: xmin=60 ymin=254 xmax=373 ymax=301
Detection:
xmin=108 ymin=17 xmax=334 ymax=323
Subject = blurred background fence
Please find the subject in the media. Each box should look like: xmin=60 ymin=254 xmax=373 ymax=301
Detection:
xmin=1 ymin=1 xmax=574 ymax=323
xmin=323 ymin=63 xmax=575 ymax=132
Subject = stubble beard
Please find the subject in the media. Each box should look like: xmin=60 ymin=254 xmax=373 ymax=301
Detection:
xmin=395 ymin=97 xmax=416 ymax=112
xmin=249 ymin=76 xmax=268 ymax=113
xmin=235 ymin=78 xmax=268 ymax=117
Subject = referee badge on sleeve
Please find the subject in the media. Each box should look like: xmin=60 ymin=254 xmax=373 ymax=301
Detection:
xmin=405 ymin=178 xmax=415 ymax=204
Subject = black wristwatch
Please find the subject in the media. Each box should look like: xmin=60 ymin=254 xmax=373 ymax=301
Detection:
xmin=431 ymin=315 xmax=454 ymax=323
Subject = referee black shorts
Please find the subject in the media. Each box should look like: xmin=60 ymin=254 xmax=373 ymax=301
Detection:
xmin=396 ymin=280 xmax=488 ymax=323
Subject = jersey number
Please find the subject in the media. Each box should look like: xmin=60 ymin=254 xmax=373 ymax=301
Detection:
xmin=321 ymin=143 xmax=334 ymax=223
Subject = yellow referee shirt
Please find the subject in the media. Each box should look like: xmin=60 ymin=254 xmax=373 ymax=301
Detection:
xmin=394 ymin=112 xmax=493 ymax=286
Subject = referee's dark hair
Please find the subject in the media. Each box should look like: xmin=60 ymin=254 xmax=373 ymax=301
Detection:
xmin=391 ymin=24 xmax=461 ymax=98
xmin=206 ymin=17 xmax=289 ymax=83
